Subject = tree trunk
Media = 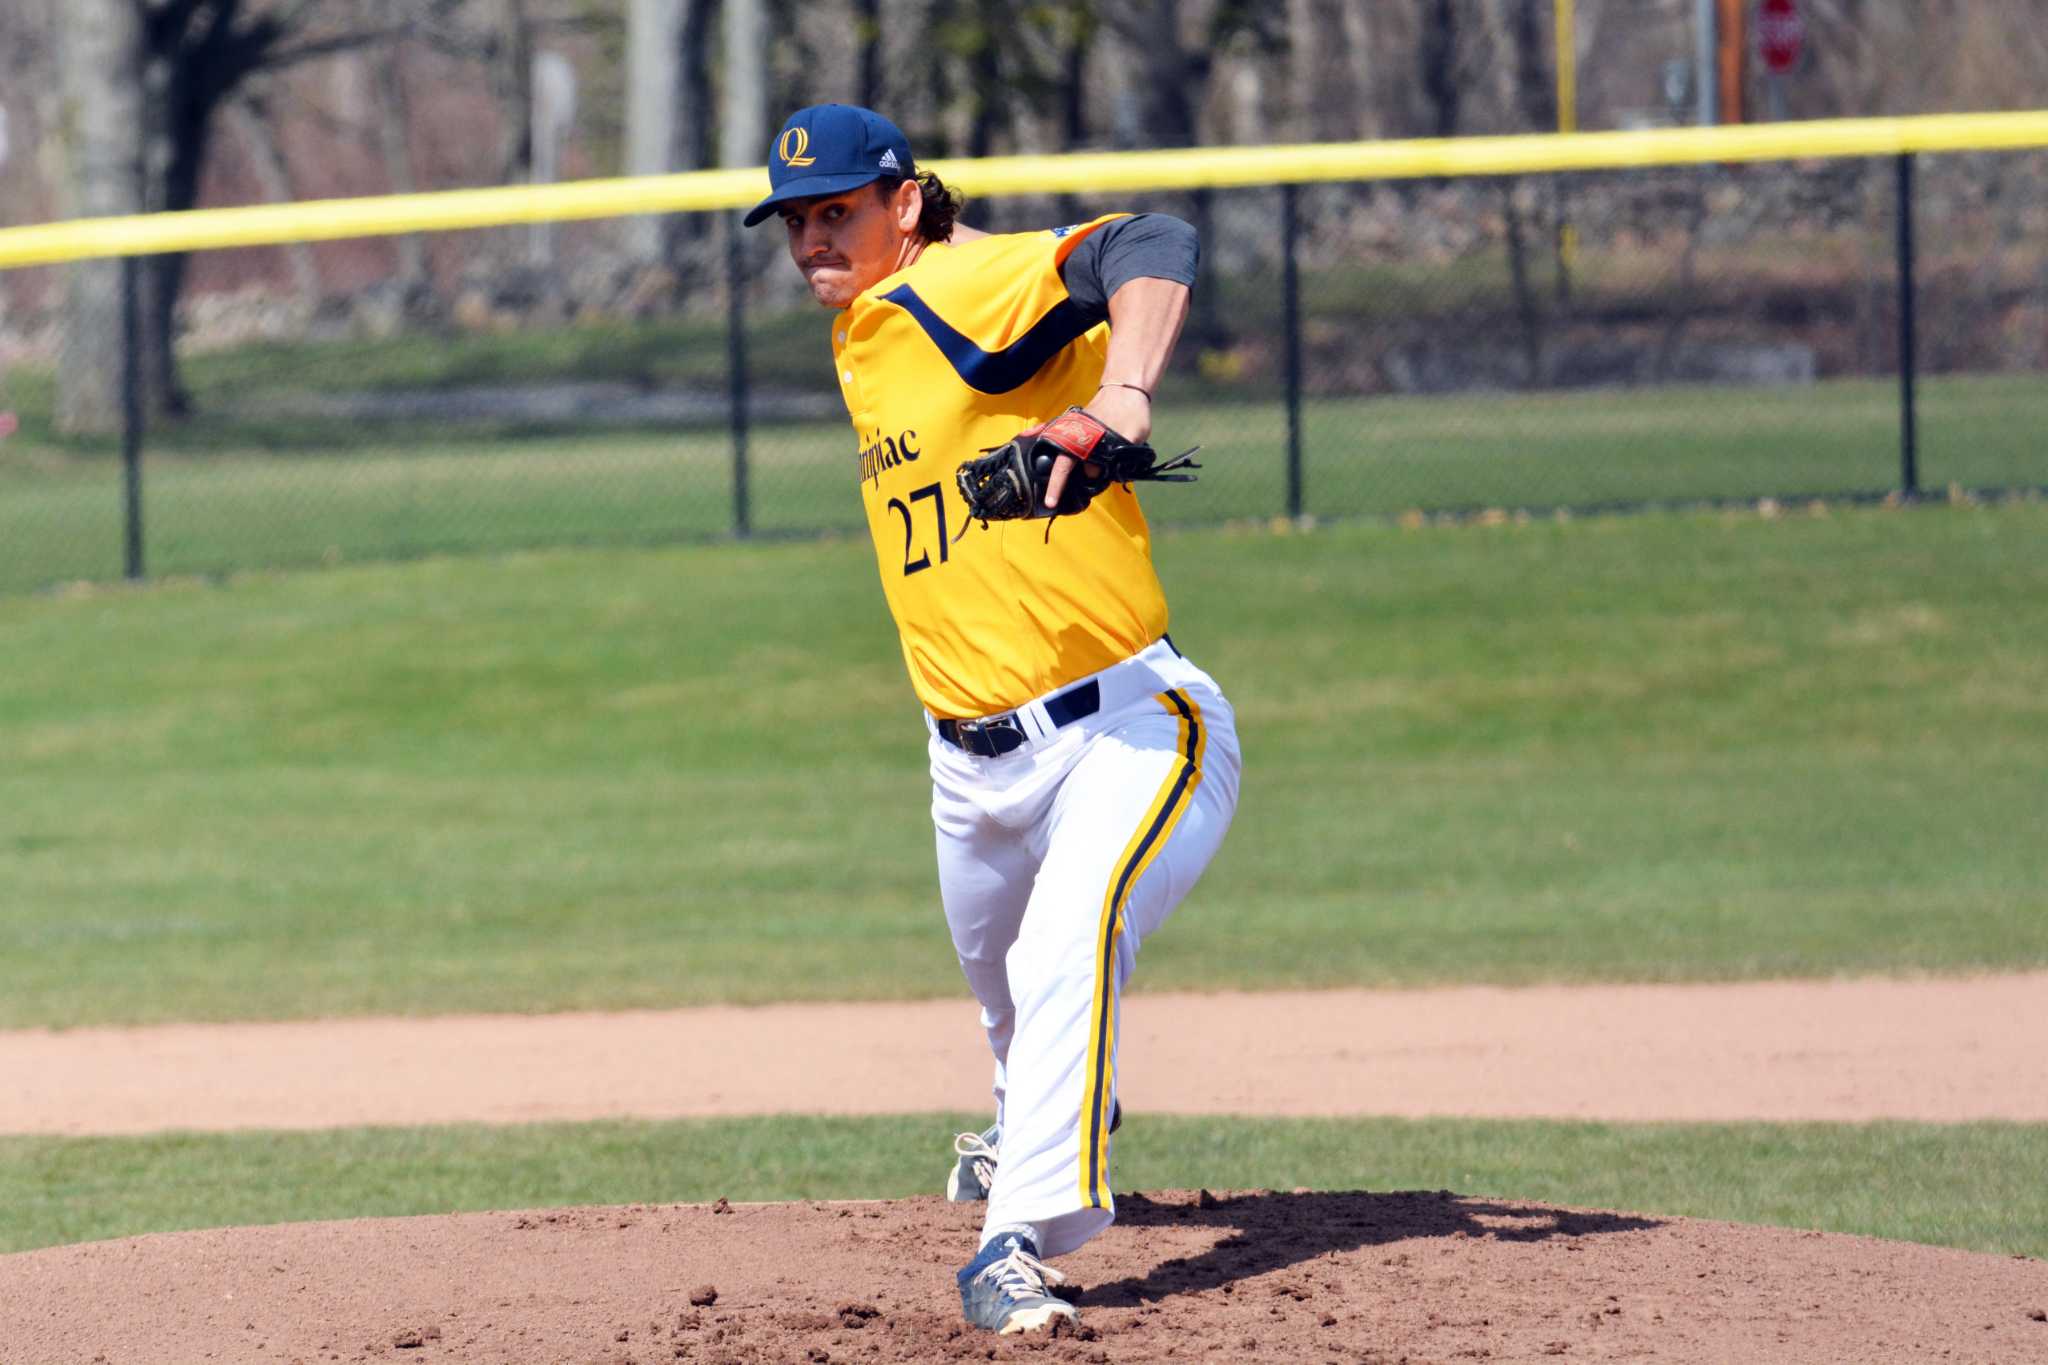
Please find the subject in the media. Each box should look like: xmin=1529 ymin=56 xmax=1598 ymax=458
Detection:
xmin=624 ymin=0 xmax=683 ymax=259
xmin=145 ymin=37 xmax=218 ymax=421
xmin=965 ymin=0 xmax=1008 ymax=160
xmin=719 ymin=0 xmax=767 ymax=170
xmin=62 ymin=0 xmax=400 ymax=425
xmin=1060 ymin=5 xmax=1092 ymax=145
xmin=53 ymin=0 xmax=143 ymax=436
xmin=1336 ymin=0 xmax=1373 ymax=137
xmin=1493 ymin=0 xmax=1554 ymax=130
xmin=372 ymin=5 xmax=429 ymax=300
xmin=1054 ymin=4 xmax=1096 ymax=224
xmin=854 ymin=0 xmax=882 ymax=109
xmin=719 ymin=0 xmax=766 ymax=303
xmin=1488 ymin=0 xmax=1554 ymax=382
xmin=1112 ymin=3 xmax=1219 ymax=352
xmin=1502 ymin=180 xmax=1545 ymax=387
xmin=679 ymin=0 xmax=715 ymax=172
xmin=1651 ymin=185 xmax=1711 ymax=381
xmin=1287 ymin=0 xmax=1359 ymax=141
xmin=493 ymin=0 xmax=535 ymax=184
xmin=625 ymin=0 xmax=683 ymax=177
xmin=1420 ymin=0 xmax=1461 ymax=137
xmin=226 ymin=93 xmax=322 ymax=310
xmin=1131 ymin=0 xmax=1196 ymax=149
xmin=1225 ymin=62 xmax=1264 ymax=147
xmin=666 ymin=0 xmax=716 ymax=268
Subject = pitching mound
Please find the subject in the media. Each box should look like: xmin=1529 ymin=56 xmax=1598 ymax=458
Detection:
xmin=5 ymin=1191 xmax=2045 ymax=1364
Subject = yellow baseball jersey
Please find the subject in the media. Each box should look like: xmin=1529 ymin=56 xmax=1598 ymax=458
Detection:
xmin=831 ymin=215 xmax=1170 ymax=718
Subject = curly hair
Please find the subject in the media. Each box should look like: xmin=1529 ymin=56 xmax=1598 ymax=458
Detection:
xmin=876 ymin=170 xmax=964 ymax=243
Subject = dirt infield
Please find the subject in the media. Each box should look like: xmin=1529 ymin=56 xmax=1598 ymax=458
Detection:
xmin=8 ymin=975 xmax=2048 ymax=1363
xmin=5 ymin=1191 xmax=2046 ymax=1364
xmin=8 ymin=973 xmax=2047 ymax=1136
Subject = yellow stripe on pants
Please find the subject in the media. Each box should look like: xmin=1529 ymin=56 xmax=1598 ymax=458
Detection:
xmin=1078 ymin=689 xmax=1206 ymax=1207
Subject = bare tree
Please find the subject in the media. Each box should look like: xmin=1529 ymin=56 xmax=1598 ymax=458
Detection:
xmin=853 ymin=0 xmax=883 ymax=110
xmin=625 ymin=0 xmax=681 ymax=193
xmin=909 ymin=0 xmax=1044 ymax=167
xmin=1050 ymin=2 xmax=1098 ymax=148
xmin=963 ymin=0 xmax=1014 ymax=158
xmin=46 ymin=1 xmax=444 ymax=423
xmin=1111 ymin=1 xmax=1199 ymax=149
xmin=1100 ymin=1 xmax=1279 ymax=352
xmin=1487 ymin=0 xmax=1554 ymax=383
xmin=371 ymin=0 xmax=430 ymax=303
xmin=133 ymin=1 xmax=411 ymax=416
xmin=1418 ymin=0 xmax=1463 ymax=137
xmin=224 ymin=89 xmax=321 ymax=308
xmin=624 ymin=0 xmax=711 ymax=260
xmin=53 ymin=0 xmax=144 ymax=435
xmin=1493 ymin=0 xmax=1555 ymax=130
xmin=487 ymin=0 xmax=536 ymax=183
xmin=721 ymin=0 xmax=768 ymax=170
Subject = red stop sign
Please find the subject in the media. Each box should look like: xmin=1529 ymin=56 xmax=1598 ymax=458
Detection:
xmin=1758 ymin=0 xmax=1804 ymax=74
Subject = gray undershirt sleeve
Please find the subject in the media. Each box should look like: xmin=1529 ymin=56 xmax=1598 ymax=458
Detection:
xmin=1059 ymin=214 xmax=1200 ymax=325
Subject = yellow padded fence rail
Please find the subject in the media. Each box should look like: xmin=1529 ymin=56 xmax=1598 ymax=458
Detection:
xmin=3 ymin=110 xmax=2047 ymax=270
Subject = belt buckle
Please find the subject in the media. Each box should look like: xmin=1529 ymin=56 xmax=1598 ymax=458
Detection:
xmin=960 ymin=713 xmax=1027 ymax=757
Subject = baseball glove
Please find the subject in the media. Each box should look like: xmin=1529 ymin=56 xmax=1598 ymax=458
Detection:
xmin=955 ymin=407 xmax=1200 ymax=523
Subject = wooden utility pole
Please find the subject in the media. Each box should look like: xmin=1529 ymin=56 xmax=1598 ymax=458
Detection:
xmin=1717 ymin=0 xmax=1745 ymax=123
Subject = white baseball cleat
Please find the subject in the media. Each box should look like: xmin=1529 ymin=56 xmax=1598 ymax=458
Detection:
xmin=957 ymin=1233 xmax=1078 ymax=1334
xmin=945 ymin=1104 xmax=1119 ymax=1203
xmin=946 ymin=1125 xmax=1000 ymax=1202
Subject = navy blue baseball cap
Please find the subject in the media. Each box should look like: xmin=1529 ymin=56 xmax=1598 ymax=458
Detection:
xmin=743 ymin=104 xmax=916 ymax=227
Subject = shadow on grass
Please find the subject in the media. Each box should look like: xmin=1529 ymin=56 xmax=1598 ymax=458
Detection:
xmin=1080 ymin=1189 xmax=1661 ymax=1308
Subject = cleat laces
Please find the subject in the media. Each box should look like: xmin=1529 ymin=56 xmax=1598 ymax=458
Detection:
xmin=953 ymin=1129 xmax=998 ymax=1191
xmin=975 ymin=1242 xmax=1067 ymax=1304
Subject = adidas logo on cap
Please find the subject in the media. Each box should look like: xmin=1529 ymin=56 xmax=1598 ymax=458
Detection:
xmin=879 ymin=148 xmax=901 ymax=172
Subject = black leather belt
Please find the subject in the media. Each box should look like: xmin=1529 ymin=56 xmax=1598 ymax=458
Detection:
xmin=937 ymin=679 xmax=1102 ymax=758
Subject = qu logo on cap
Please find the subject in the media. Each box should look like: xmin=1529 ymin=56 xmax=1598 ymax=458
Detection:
xmin=777 ymin=127 xmax=816 ymax=168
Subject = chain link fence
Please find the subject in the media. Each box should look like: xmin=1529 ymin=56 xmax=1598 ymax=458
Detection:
xmin=2 ymin=149 xmax=2044 ymax=595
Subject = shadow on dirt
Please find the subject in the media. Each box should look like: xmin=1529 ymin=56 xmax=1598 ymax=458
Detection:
xmin=1081 ymin=1189 xmax=1662 ymax=1308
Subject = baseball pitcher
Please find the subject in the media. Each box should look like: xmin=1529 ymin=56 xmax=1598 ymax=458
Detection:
xmin=745 ymin=103 xmax=1242 ymax=1337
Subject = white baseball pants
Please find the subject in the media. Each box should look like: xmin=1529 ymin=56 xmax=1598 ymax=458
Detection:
xmin=928 ymin=637 xmax=1241 ymax=1258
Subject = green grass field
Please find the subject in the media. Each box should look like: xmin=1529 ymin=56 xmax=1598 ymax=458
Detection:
xmin=6 ymin=1116 xmax=2046 ymax=1260
xmin=3 ymin=505 xmax=2045 ymax=1028
xmin=3 ymin=359 xmax=2042 ymax=593
xmin=3 ymin=503 xmax=2045 ymax=1261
